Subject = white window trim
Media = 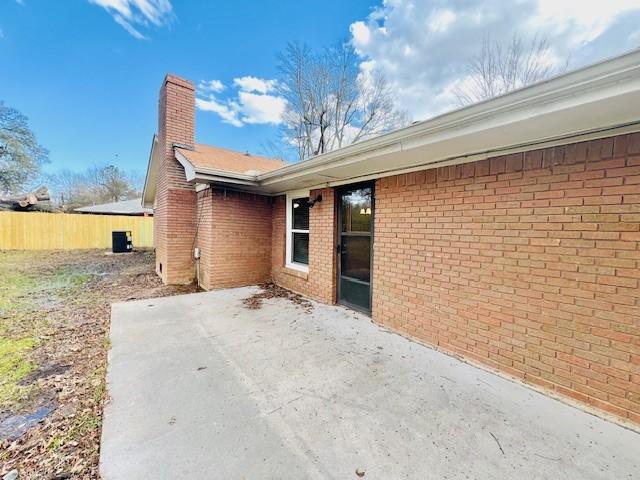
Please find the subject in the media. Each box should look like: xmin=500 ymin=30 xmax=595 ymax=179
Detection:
xmin=285 ymin=189 xmax=310 ymax=273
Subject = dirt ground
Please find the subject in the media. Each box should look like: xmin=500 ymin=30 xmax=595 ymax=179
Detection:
xmin=0 ymin=249 xmax=198 ymax=479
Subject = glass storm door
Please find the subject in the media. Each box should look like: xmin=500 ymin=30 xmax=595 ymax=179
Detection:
xmin=337 ymin=184 xmax=374 ymax=313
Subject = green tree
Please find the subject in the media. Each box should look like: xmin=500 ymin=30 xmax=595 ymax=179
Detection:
xmin=0 ymin=101 xmax=48 ymax=194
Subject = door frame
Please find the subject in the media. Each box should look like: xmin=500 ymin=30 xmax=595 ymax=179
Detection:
xmin=336 ymin=181 xmax=375 ymax=314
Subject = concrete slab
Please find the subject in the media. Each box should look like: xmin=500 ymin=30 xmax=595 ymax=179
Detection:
xmin=101 ymin=286 xmax=640 ymax=479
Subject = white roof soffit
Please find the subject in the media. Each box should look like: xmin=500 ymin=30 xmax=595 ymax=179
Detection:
xmin=190 ymin=48 xmax=640 ymax=195
xmin=142 ymin=135 xmax=160 ymax=208
xmin=174 ymin=149 xmax=259 ymax=186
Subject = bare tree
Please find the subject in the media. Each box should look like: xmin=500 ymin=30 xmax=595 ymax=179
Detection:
xmin=0 ymin=101 xmax=48 ymax=195
xmin=454 ymin=34 xmax=569 ymax=106
xmin=86 ymin=165 xmax=134 ymax=203
xmin=46 ymin=164 xmax=142 ymax=210
xmin=258 ymin=139 xmax=289 ymax=162
xmin=46 ymin=169 xmax=86 ymax=207
xmin=277 ymin=42 xmax=410 ymax=161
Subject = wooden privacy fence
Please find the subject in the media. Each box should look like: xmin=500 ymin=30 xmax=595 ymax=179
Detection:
xmin=0 ymin=211 xmax=154 ymax=250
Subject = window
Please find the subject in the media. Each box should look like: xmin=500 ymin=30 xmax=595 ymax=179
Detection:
xmin=286 ymin=191 xmax=310 ymax=272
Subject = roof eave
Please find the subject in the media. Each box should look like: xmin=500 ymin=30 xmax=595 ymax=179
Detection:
xmin=142 ymin=135 xmax=159 ymax=208
xmin=257 ymin=47 xmax=640 ymax=188
xmin=143 ymin=48 xmax=640 ymax=199
xmin=192 ymin=164 xmax=259 ymax=183
xmin=192 ymin=171 xmax=260 ymax=187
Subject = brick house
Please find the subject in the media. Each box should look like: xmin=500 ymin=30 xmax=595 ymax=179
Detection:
xmin=143 ymin=50 xmax=640 ymax=425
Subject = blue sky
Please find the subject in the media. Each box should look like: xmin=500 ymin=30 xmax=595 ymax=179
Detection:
xmin=0 ymin=0 xmax=373 ymax=175
xmin=1 ymin=0 xmax=639 ymax=178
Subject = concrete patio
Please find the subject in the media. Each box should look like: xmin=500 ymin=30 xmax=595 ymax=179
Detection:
xmin=101 ymin=286 xmax=640 ymax=479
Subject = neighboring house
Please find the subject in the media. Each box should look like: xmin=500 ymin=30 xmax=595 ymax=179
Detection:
xmin=143 ymin=50 xmax=640 ymax=425
xmin=74 ymin=199 xmax=153 ymax=216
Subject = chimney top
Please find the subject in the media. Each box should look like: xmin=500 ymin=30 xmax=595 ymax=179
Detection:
xmin=163 ymin=74 xmax=194 ymax=91
xmin=158 ymin=73 xmax=195 ymax=152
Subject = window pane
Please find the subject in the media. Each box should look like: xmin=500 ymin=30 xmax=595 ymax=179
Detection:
xmin=340 ymin=277 xmax=371 ymax=311
xmin=292 ymin=232 xmax=309 ymax=265
xmin=292 ymin=197 xmax=309 ymax=230
xmin=340 ymin=236 xmax=370 ymax=282
xmin=341 ymin=188 xmax=372 ymax=232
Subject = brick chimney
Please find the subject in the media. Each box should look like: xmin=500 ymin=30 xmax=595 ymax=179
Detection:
xmin=154 ymin=74 xmax=197 ymax=284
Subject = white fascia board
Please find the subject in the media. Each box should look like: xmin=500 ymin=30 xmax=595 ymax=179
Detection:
xmin=142 ymin=135 xmax=159 ymax=208
xmin=189 ymin=48 xmax=640 ymax=195
xmin=291 ymin=122 xmax=640 ymax=194
xmin=175 ymin=153 xmax=262 ymax=186
xmin=174 ymin=150 xmax=198 ymax=182
xmin=192 ymin=167 xmax=259 ymax=185
xmin=257 ymin=48 xmax=640 ymax=187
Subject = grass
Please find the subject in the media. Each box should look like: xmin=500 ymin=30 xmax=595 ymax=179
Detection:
xmin=47 ymin=365 xmax=107 ymax=453
xmin=0 ymin=257 xmax=40 ymax=406
xmin=1 ymin=250 xmax=197 ymax=477
xmin=48 ymin=411 xmax=103 ymax=453
xmin=91 ymin=365 xmax=107 ymax=404
xmin=0 ymin=272 xmax=38 ymax=319
xmin=0 ymin=336 xmax=37 ymax=406
xmin=0 ymin=252 xmax=96 ymax=410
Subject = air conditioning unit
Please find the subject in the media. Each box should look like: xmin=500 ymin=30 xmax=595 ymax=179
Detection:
xmin=112 ymin=231 xmax=133 ymax=253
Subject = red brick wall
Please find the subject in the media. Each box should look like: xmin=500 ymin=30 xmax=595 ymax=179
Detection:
xmin=154 ymin=75 xmax=196 ymax=284
xmin=373 ymin=132 xmax=640 ymax=423
xmin=195 ymin=187 xmax=214 ymax=289
xmin=271 ymin=187 xmax=336 ymax=303
xmin=153 ymin=75 xmax=639 ymax=424
xmin=196 ymin=187 xmax=273 ymax=290
xmin=271 ymin=195 xmax=310 ymax=294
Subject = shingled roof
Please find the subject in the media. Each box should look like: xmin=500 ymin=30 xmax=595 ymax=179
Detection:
xmin=75 ymin=199 xmax=152 ymax=216
xmin=175 ymin=144 xmax=287 ymax=176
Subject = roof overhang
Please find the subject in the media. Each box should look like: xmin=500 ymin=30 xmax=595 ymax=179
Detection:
xmin=142 ymin=135 xmax=160 ymax=208
xmin=254 ymin=48 xmax=640 ymax=194
xmin=144 ymin=48 xmax=640 ymax=201
xmin=175 ymin=150 xmax=260 ymax=185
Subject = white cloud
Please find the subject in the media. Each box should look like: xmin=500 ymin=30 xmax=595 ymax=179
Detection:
xmin=428 ymin=9 xmax=456 ymax=33
xmin=350 ymin=0 xmax=640 ymax=121
xmin=0 ymin=28 xmax=3 ymax=39
xmin=531 ymin=0 xmax=639 ymax=44
xmin=195 ymin=98 xmax=242 ymax=128
xmin=350 ymin=21 xmax=371 ymax=50
xmin=198 ymin=79 xmax=225 ymax=94
xmin=237 ymin=91 xmax=286 ymax=125
xmin=89 ymin=0 xmax=173 ymax=39
xmin=196 ymin=77 xmax=286 ymax=127
xmin=233 ymin=76 xmax=278 ymax=94
xmin=112 ymin=14 xmax=146 ymax=39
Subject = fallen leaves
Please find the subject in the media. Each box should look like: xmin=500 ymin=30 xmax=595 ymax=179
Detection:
xmin=0 ymin=250 xmax=198 ymax=479
xmin=242 ymin=283 xmax=314 ymax=313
